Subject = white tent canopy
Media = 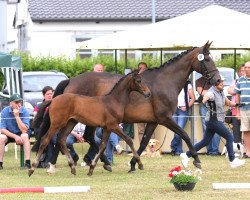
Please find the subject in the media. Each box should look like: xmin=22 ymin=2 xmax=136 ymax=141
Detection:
xmin=78 ymin=5 xmax=250 ymax=50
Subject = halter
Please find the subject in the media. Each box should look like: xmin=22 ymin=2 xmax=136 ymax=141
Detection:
xmin=197 ymin=50 xmax=218 ymax=81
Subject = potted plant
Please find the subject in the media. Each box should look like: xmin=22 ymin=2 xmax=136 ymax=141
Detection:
xmin=168 ymin=166 xmax=201 ymax=191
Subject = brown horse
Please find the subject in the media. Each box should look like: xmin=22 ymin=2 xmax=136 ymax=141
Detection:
xmin=28 ymin=70 xmax=151 ymax=176
xmin=33 ymin=41 xmax=221 ymax=174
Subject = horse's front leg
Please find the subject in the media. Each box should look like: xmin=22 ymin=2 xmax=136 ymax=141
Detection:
xmin=87 ymin=129 xmax=110 ymax=176
xmin=84 ymin=126 xmax=112 ymax=172
xmin=130 ymin=123 xmax=158 ymax=172
xmin=112 ymin=126 xmax=143 ymax=172
xmin=160 ymin=116 xmax=201 ymax=169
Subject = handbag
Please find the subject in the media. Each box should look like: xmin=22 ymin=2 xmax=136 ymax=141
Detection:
xmin=225 ymin=109 xmax=232 ymax=124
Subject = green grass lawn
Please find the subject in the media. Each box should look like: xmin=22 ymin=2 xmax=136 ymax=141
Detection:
xmin=0 ymin=143 xmax=250 ymax=200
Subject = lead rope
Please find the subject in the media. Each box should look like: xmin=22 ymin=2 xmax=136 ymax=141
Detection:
xmin=155 ymin=132 xmax=167 ymax=152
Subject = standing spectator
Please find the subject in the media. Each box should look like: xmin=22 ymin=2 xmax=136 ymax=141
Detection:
xmin=93 ymin=63 xmax=104 ymax=72
xmin=33 ymin=86 xmax=54 ymax=168
xmin=227 ymin=65 xmax=245 ymax=143
xmin=170 ymin=80 xmax=195 ymax=155
xmin=180 ymin=76 xmax=246 ymax=168
xmin=196 ymin=76 xmax=221 ymax=155
xmin=0 ymin=94 xmax=31 ymax=169
xmin=235 ymin=61 xmax=250 ymax=158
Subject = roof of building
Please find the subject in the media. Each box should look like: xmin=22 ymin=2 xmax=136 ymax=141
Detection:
xmin=28 ymin=0 xmax=250 ymax=22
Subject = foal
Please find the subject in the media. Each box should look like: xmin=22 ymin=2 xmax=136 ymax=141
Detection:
xmin=28 ymin=70 xmax=151 ymax=176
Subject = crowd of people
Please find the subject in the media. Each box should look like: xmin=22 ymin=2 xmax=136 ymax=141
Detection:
xmin=1 ymin=61 xmax=250 ymax=170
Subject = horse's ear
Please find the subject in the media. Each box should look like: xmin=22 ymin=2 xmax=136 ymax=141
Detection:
xmin=133 ymin=69 xmax=140 ymax=76
xmin=201 ymin=41 xmax=212 ymax=54
xmin=203 ymin=41 xmax=212 ymax=51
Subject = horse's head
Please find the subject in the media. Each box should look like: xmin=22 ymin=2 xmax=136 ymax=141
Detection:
xmin=131 ymin=70 xmax=151 ymax=98
xmin=192 ymin=41 xmax=221 ymax=85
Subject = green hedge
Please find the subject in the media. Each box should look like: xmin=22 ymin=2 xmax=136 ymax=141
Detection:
xmin=2 ymin=51 xmax=250 ymax=80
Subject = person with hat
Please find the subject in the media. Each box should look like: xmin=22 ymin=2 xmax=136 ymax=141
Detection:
xmin=180 ymin=75 xmax=246 ymax=169
xmin=0 ymin=93 xmax=31 ymax=170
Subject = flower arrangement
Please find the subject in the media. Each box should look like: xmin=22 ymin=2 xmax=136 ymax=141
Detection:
xmin=168 ymin=166 xmax=202 ymax=189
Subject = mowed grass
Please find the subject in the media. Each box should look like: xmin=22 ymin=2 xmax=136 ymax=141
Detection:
xmin=0 ymin=143 xmax=250 ymax=200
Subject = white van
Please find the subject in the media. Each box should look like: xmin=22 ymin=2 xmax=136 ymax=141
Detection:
xmin=192 ymin=67 xmax=235 ymax=99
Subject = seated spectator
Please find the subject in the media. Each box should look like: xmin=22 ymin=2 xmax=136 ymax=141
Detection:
xmin=0 ymin=94 xmax=31 ymax=169
xmin=33 ymin=86 xmax=54 ymax=168
xmin=66 ymin=122 xmax=85 ymax=165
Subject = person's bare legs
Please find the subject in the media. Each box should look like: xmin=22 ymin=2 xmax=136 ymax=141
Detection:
xmin=0 ymin=134 xmax=8 ymax=162
xmin=21 ymin=133 xmax=31 ymax=160
xmin=243 ymin=131 xmax=250 ymax=156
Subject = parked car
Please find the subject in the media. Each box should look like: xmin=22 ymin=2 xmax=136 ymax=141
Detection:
xmin=192 ymin=67 xmax=235 ymax=99
xmin=0 ymin=71 xmax=68 ymax=114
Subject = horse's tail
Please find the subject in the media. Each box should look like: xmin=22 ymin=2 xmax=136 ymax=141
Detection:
xmin=31 ymin=101 xmax=52 ymax=152
xmin=53 ymin=79 xmax=70 ymax=98
xmin=33 ymin=101 xmax=51 ymax=129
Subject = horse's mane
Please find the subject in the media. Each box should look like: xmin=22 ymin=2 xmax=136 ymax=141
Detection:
xmin=105 ymin=71 xmax=135 ymax=96
xmin=148 ymin=47 xmax=198 ymax=71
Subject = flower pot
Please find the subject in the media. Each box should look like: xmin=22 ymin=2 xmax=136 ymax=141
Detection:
xmin=173 ymin=182 xmax=196 ymax=191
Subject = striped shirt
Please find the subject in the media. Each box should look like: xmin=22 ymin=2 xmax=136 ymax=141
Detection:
xmin=234 ymin=76 xmax=250 ymax=110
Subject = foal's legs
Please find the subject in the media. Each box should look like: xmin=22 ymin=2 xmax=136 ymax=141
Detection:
xmin=28 ymin=126 xmax=60 ymax=176
xmin=47 ymin=120 xmax=77 ymax=175
xmin=87 ymin=129 xmax=111 ymax=176
xmin=129 ymin=122 xmax=158 ymax=172
xmin=84 ymin=126 xmax=112 ymax=172
xmin=112 ymin=125 xmax=143 ymax=172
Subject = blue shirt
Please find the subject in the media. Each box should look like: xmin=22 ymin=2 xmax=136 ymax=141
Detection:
xmin=234 ymin=76 xmax=250 ymax=110
xmin=1 ymin=106 xmax=30 ymax=134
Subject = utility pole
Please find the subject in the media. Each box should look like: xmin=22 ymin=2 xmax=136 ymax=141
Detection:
xmin=0 ymin=0 xmax=8 ymax=52
xmin=151 ymin=0 xmax=156 ymax=23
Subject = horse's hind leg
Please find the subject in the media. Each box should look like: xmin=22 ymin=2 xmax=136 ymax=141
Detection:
xmin=130 ymin=123 xmax=158 ymax=172
xmin=47 ymin=120 xmax=77 ymax=175
xmin=28 ymin=127 xmax=59 ymax=177
xmin=88 ymin=129 xmax=110 ymax=176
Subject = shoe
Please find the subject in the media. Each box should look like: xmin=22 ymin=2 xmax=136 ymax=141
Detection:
xmin=115 ymin=144 xmax=124 ymax=155
xmin=180 ymin=153 xmax=190 ymax=168
xmin=46 ymin=163 xmax=56 ymax=174
xmin=243 ymin=153 xmax=250 ymax=158
xmin=230 ymin=158 xmax=246 ymax=168
xmin=24 ymin=163 xmax=31 ymax=169
xmin=73 ymin=154 xmax=79 ymax=165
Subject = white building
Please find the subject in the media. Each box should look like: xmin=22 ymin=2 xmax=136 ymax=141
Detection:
xmin=2 ymin=0 xmax=250 ymax=59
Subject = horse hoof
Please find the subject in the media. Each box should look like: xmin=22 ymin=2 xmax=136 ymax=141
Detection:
xmin=128 ymin=169 xmax=135 ymax=173
xmin=28 ymin=169 xmax=34 ymax=177
xmin=193 ymin=161 xmax=202 ymax=169
xmin=103 ymin=164 xmax=112 ymax=172
xmin=138 ymin=164 xmax=144 ymax=170
xmin=87 ymin=171 xmax=93 ymax=176
xmin=71 ymin=168 xmax=76 ymax=175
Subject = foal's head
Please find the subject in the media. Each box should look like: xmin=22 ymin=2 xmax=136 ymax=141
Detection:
xmin=131 ymin=70 xmax=151 ymax=98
